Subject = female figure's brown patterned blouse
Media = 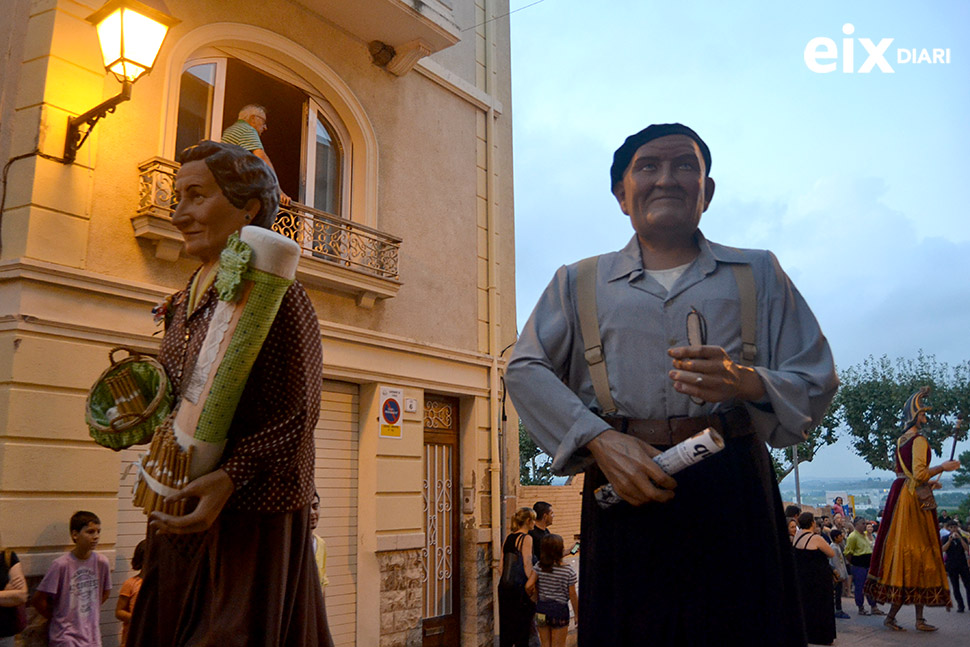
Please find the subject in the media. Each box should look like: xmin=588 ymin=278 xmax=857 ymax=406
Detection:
xmin=158 ymin=278 xmax=323 ymax=513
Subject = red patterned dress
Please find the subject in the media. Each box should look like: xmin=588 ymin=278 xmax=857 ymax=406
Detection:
xmin=865 ymin=431 xmax=951 ymax=606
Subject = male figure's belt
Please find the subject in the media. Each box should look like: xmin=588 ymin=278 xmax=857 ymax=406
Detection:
xmin=602 ymin=406 xmax=752 ymax=448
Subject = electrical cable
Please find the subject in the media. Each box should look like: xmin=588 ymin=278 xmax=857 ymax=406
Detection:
xmin=461 ymin=0 xmax=547 ymax=32
xmin=0 ymin=150 xmax=71 ymax=254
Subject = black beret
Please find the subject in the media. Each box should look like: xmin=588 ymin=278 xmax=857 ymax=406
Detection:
xmin=610 ymin=123 xmax=712 ymax=191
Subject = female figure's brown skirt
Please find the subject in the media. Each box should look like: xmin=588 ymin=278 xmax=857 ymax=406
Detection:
xmin=129 ymin=505 xmax=333 ymax=647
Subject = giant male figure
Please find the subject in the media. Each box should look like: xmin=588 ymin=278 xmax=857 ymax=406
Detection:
xmin=506 ymin=124 xmax=838 ymax=645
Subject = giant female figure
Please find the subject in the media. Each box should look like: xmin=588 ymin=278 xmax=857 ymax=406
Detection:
xmin=865 ymin=387 xmax=960 ymax=632
xmin=127 ymin=142 xmax=332 ymax=646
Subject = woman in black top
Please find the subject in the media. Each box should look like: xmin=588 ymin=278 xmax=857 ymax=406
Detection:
xmin=0 ymin=545 xmax=28 ymax=646
xmin=793 ymin=512 xmax=836 ymax=646
xmin=499 ymin=507 xmax=537 ymax=647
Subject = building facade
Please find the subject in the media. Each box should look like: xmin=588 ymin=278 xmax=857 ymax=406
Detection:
xmin=0 ymin=1 xmax=516 ymax=645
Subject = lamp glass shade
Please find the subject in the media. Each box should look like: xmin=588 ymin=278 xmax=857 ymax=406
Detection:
xmin=93 ymin=4 xmax=171 ymax=82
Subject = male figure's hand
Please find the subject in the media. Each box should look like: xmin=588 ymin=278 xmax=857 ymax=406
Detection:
xmin=668 ymin=345 xmax=766 ymax=402
xmin=587 ymin=429 xmax=677 ymax=506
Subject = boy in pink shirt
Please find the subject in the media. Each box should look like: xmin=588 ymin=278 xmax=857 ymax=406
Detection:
xmin=32 ymin=511 xmax=111 ymax=647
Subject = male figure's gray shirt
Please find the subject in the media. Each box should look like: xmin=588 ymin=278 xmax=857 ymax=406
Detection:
xmin=506 ymin=232 xmax=838 ymax=475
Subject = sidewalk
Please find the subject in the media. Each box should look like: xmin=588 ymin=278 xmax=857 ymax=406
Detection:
xmin=828 ymin=604 xmax=969 ymax=646
xmin=560 ymin=603 xmax=968 ymax=646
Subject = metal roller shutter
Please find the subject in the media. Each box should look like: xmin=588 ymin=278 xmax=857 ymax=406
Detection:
xmin=316 ymin=380 xmax=359 ymax=647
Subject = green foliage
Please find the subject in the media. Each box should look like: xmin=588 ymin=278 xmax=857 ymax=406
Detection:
xmin=819 ymin=353 xmax=970 ymax=472
xmin=954 ymin=450 xmax=970 ymax=488
xmin=954 ymin=495 xmax=970 ymax=522
xmin=770 ymin=423 xmax=840 ymax=482
xmin=519 ymin=420 xmax=554 ymax=485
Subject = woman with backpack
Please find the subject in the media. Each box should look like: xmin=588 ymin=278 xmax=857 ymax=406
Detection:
xmin=499 ymin=507 xmax=537 ymax=647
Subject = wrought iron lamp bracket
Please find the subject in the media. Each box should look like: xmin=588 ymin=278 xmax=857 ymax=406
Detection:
xmin=64 ymin=81 xmax=132 ymax=162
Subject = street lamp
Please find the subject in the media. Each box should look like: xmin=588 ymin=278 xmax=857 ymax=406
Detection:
xmin=64 ymin=0 xmax=178 ymax=162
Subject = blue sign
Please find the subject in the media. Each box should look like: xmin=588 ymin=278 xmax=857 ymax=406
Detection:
xmin=382 ymin=398 xmax=401 ymax=425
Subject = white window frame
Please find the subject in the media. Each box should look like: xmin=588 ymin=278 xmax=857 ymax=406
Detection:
xmin=178 ymin=56 xmax=227 ymax=144
xmin=301 ymin=96 xmax=352 ymax=219
xmin=174 ymin=54 xmax=352 ymax=220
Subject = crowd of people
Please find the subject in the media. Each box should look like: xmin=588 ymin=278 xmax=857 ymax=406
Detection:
xmin=499 ymin=502 xmax=579 ymax=647
xmin=786 ymin=504 xmax=970 ymax=643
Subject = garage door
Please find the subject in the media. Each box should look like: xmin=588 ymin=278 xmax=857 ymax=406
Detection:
xmin=105 ymin=447 xmax=148 ymax=647
xmin=316 ymin=380 xmax=359 ymax=647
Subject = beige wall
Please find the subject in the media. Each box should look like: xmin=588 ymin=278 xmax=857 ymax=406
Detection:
xmin=0 ymin=0 xmax=32 ymax=174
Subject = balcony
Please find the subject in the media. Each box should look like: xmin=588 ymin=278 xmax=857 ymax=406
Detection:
xmin=134 ymin=157 xmax=401 ymax=308
xmin=298 ymin=0 xmax=460 ymax=75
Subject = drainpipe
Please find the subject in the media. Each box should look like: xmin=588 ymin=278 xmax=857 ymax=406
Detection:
xmin=483 ymin=0 xmax=504 ymax=642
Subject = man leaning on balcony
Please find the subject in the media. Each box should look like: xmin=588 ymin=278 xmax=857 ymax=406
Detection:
xmin=221 ymin=104 xmax=291 ymax=206
xmin=506 ymin=123 xmax=838 ymax=646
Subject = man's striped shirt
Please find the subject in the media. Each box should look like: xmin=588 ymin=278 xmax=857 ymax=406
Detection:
xmin=221 ymin=119 xmax=263 ymax=152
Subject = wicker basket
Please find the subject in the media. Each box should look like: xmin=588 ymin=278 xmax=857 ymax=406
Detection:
xmin=86 ymin=347 xmax=173 ymax=450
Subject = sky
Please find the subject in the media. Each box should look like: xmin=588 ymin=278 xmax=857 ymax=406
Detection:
xmin=507 ymin=0 xmax=970 ymax=482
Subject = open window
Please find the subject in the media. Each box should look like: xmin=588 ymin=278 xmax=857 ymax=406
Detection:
xmin=173 ymin=55 xmax=348 ymax=219
xmin=145 ymin=45 xmax=399 ymax=303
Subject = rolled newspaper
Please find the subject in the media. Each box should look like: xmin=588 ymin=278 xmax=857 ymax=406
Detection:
xmin=594 ymin=427 xmax=725 ymax=509
xmin=134 ymin=226 xmax=301 ymax=515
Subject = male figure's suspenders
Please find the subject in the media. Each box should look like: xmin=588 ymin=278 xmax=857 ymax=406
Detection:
xmin=732 ymin=262 xmax=758 ymax=367
xmin=575 ymin=255 xmax=758 ymax=415
xmin=576 ymin=257 xmax=618 ymax=414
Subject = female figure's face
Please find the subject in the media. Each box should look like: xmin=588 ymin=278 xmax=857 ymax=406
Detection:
xmin=172 ymin=160 xmax=257 ymax=265
xmin=788 ymin=519 xmax=797 ymax=537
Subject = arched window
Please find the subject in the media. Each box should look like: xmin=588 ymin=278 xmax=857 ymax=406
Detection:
xmin=147 ymin=26 xmax=396 ymax=300
xmin=173 ymin=54 xmax=349 ymax=220
xmin=306 ymin=100 xmax=342 ymax=217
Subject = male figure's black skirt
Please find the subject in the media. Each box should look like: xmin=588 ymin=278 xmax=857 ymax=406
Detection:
xmin=578 ymin=433 xmax=806 ymax=647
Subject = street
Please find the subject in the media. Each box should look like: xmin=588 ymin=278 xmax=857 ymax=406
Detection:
xmin=826 ymin=604 xmax=969 ymax=646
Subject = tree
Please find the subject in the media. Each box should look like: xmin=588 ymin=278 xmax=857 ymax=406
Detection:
xmin=519 ymin=420 xmax=554 ymax=485
xmin=769 ymin=421 xmax=839 ymax=483
xmin=954 ymin=449 xmax=970 ymax=488
xmin=952 ymin=449 xmax=970 ymax=520
xmin=819 ymin=353 xmax=970 ymax=472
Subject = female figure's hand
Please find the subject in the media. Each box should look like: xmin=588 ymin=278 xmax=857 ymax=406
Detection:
xmin=150 ymin=469 xmax=235 ymax=535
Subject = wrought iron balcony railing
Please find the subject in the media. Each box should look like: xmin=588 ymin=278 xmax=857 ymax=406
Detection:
xmin=274 ymin=203 xmax=400 ymax=280
xmin=135 ymin=157 xmax=401 ymax=282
